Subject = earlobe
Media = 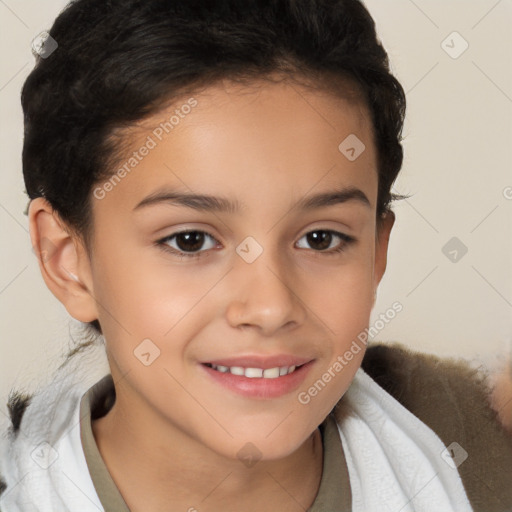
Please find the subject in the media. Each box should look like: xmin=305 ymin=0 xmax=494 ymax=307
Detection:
xmin=28 ymin=197 xmax=99 ymax=323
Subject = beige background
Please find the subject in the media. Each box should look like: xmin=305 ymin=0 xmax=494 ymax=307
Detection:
xmin=1 ymin=0 xmax=511 ymax=400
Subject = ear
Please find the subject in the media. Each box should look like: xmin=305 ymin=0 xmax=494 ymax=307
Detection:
xmin=373 ymin=210 xmax=395 ymax=294
xmin=28 ymin=197 xmax=99 ymax=323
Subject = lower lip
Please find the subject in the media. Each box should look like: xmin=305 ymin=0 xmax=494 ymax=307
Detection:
xmin=200 ymin=361 xmax=315 ymax=399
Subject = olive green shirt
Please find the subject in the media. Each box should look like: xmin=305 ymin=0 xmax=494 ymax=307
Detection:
xmin=79 ymin=374 xmax=351 ymax=511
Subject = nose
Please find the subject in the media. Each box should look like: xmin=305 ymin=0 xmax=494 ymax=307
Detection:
xmin=224 ymin=246 xmax=307 ymax=336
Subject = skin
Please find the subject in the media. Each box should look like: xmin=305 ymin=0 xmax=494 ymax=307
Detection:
xmin=28 ymin=76 xmax=395 ymax=511
xmin=489 ymin=360 xmax=512 ymax=435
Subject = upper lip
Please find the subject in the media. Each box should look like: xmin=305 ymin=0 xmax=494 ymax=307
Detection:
xmin=202 ymin=354 xmax=314 ymax=369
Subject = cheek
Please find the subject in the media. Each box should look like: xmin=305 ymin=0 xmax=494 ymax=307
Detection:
xmin=129 ymin=262 xmax=228 ymax=337
xmin=305 ymin=244 xmax=375 ymax=389
xmin=309 ymin=244 xmax=376 ymax=332
xmin=91 ymin=235 xmax=214 ymax=337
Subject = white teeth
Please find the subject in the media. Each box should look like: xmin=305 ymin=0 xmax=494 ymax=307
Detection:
xmin=262 ymin=367 xmax=280 ymax=379
xmin=208 ymin=363 xmax=299 ymax=378
xmin=245 ymin=367 xmax=263 ymax=378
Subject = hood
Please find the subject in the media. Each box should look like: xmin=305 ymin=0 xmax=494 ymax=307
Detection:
xmin=0 ymin=340 xmax=110 ymax=511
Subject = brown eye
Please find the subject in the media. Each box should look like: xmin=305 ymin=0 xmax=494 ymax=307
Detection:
xmin=174 ymin=231 xmax=206 ymax=252
xmin=158 ymin=230 xmax=218 ymax=256
xmin=305 ymin=231 xmax=333 ymax=250
xmin=296 ymin=229 xmax=355 ymax=254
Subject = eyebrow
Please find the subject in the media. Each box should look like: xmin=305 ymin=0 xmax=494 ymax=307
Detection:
xmin=133 ymin=186 xmax=371 ymax=213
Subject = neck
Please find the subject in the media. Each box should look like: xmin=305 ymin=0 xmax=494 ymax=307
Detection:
xmin=92 ymin=388 xmax=324 ymax=512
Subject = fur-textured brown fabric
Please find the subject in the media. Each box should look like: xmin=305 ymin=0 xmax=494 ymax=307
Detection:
xmin=359 ymin=342 xmax=512 ymax=512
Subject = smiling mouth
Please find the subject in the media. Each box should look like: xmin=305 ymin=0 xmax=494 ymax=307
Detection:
xmin=202 ymin=362 xmax=304 ymax=379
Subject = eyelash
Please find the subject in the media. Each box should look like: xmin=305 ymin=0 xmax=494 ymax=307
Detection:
xmin=155 ymin=229 xmax=356 ymax=260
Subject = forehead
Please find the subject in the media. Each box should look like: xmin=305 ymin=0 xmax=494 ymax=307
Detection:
xmin=95 ymin=77 xmax=377 ymax=218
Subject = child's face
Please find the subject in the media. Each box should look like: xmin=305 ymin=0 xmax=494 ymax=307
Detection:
xmin=80 ymin=78 xmax=393 ymax=459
